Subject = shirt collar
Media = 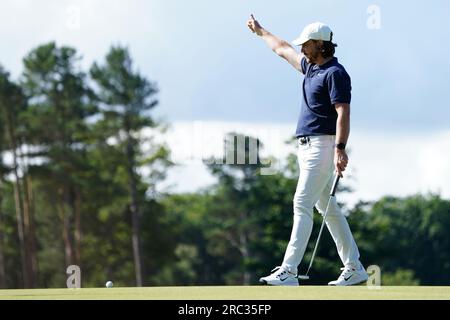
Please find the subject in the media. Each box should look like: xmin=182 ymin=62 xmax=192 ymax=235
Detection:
xmin=318 ymin=57 xmax=337 ymax=69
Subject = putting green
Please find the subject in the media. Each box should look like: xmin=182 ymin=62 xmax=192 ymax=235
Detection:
xmin=0 ymin=286 xmax=449 ymax=300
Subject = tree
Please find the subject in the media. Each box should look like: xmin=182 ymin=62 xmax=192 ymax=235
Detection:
xmin=0 ymin=66 xmax=38 ymax=288
xmin=21 ymin=42 xmax=97 ymax=276
xmin=348 ymin=194 xmax=450 ymax=285
xmin=90 ymin=45 xmax=161 ymax=286
xmin=202 ymin=133 xmax=297 ymax=284
xmin=0 ymin=100 xmax=8 ymax=288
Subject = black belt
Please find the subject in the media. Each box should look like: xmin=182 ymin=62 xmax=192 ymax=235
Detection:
xmin=299 ymin=136 xmax=310 ymax=145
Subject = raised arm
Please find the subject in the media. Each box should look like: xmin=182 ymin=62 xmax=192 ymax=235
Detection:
xmin=247 ymin=14 xmax=304 ymax=73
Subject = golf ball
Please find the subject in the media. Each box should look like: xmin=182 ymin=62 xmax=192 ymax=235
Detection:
xmin=106 ymin=281 xmax=113 ymax=288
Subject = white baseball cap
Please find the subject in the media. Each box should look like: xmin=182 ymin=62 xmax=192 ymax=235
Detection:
xmin=292 ymin=22 xmax=333 ymax=46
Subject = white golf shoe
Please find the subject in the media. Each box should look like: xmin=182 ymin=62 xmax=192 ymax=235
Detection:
xmin=259 ymin=266 xmax=299 ymax=286
xmin=328 ymin=264 xmax=369 ymax=286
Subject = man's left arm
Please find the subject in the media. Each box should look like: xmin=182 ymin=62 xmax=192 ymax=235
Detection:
xmin=334 ymin=103 xmax=350 ymax=177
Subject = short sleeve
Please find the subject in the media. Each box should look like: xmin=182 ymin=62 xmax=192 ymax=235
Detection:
xmin=301 ymin=57 xmax=308 ymax=74
xmin=327 ymin=69 xmax=351 ymax=104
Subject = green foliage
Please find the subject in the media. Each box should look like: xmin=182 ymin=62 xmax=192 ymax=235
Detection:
xmin=382 ymin=269 xmax=420 ymax=286
xmin=349 ymin=194 xmax=450 ymax=285
xmin=0 ymin=43 xmax=172 ymax=288
xmin=0 ymin=182 xmax=22 ymax=287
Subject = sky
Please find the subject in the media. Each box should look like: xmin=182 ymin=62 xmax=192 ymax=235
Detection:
xmin=1 ymin=0 xmax=449 ymax=207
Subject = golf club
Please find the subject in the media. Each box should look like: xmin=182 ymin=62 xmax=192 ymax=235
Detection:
xmin=297 ymin=174 xmax=340 ymax=280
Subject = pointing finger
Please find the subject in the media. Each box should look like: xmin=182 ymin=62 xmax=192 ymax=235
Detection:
xmin=251 ymin=14 xmax=255 ymax=20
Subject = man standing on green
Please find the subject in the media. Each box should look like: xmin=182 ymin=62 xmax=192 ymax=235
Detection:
xmin=247 ymin=15 xmax=368 ymax=286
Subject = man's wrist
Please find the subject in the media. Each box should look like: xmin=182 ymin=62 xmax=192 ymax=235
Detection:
xmin=335 ymin=142 xmax=346 ymax=150
xmin=259 ymin=28 xmax=269 ymax=37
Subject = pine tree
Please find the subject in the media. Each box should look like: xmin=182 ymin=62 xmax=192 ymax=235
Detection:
xmin=90 ymin=46 xmax=160 ymax=286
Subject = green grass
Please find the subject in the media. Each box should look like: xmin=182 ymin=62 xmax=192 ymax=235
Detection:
xmin=1 ymin=286 xmax=450 ymax=300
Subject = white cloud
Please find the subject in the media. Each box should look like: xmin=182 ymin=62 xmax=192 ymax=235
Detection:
xmin=343 ymin=130 xmax=450 ymax=206
xmin=0 ymin=0 xmax=164 ymax=77
xmin=156 ymin=121 xmax=450 ymax=207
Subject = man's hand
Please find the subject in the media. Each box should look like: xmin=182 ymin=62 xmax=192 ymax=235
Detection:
xmin=334 ymin=149 xmax=348 ymax=178
xmin=247 ymin=14 xmax=302 ymax=72
xmin=247 ymin=14 xmax=263 ymax=36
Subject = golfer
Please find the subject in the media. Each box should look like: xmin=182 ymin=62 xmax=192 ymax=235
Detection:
xmin=247 ymin=15 xmax=368 ymax=286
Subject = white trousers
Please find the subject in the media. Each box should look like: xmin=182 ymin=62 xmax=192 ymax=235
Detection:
xmin=281 ymin=135 xmax=361 ymax=274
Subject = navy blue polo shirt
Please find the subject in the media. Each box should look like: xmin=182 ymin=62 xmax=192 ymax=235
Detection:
xmin=295 ymin=57 xmax=351 ymax=137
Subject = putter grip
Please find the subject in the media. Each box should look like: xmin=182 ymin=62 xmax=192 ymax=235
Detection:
xmin=330 ymin=174 xmax=340 ymax=196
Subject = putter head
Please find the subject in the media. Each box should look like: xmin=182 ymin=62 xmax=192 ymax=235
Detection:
xmin=297 ymin=275 xmax=310 ymax=280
